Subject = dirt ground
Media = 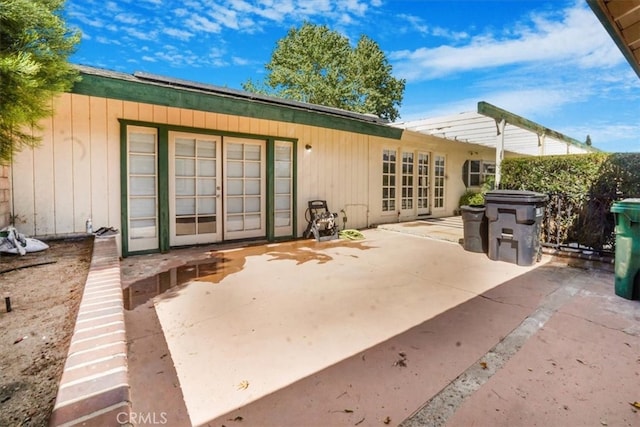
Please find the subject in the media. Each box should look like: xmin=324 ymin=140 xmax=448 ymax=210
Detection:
xmin=0 ymin=237 xmax=93 ymax=427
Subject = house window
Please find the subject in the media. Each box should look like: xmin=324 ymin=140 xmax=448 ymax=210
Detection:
xmin=463 ymin=160 xmax=495 ymax=187
xmin=433 ymin=155 xmax=445 ymax=209
xmin=382 ymin=149 xmax=396 ymax=212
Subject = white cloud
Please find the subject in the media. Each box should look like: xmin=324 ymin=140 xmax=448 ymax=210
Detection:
xmin=115 ymin=13 xmax=143 ymax=25
xmin=186 ymin=15 xmax=223 ymax=33
xmin=390 ymin=3 xmax=625 ymax=82
xmin=163 ymin=27 xmax=194 ymax=41
xmin=124 ymin=27 xmax=158 ymax=42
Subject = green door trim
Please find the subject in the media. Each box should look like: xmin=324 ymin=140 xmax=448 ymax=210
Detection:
xmin=119 ymin=119 xmax=298 ymax=256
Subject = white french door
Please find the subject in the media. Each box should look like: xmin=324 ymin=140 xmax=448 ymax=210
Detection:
xmin=169 ymin=132 xmax=222 ymax=246
xmin=417 ymin=152 xmax=430 ymax=215
xmin=223 ymin=137 xmax=266 ymax=240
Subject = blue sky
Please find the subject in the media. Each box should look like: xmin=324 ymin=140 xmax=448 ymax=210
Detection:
xmin=64 ymin=0 xmax=640 ymax=152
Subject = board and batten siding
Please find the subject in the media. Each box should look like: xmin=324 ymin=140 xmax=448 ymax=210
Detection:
xmin=11 ymin=93 xmax=382 ymax=242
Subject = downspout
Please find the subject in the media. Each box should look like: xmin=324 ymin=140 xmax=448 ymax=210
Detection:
xmin=495 ymin=119 xmax=506 ymax=188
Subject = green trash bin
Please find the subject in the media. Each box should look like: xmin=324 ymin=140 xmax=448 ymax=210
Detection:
xmin=611 ymin=198 xmax=640 ymax=300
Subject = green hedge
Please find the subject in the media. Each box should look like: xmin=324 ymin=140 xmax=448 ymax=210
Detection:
xmin=500 ymin=153 xmax=640 ymax=252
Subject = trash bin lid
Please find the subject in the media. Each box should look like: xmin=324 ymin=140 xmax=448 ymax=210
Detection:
xmin=484 ymin=189 xmax=548 ymax=204
xmin=461 ymin=204 xmax=486 ymax=212
xmin=611 ymin=198 xmax=640 ymax=213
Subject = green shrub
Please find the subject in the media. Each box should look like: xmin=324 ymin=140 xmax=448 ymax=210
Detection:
xmin=499 ymin=152 xmax=640 ymax=252
xmin=459 ymin=190 xmax=484 ymax=207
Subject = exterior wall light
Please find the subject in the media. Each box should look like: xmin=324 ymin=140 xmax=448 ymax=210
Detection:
xmin=305 ymin=144 xmax=312 ymax=151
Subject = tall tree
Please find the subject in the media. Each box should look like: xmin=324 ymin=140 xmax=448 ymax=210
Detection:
xmin=0 ymin=0 xmax=80 ymax=163
xmin=243 ymin=22 xmax=405 ymax=122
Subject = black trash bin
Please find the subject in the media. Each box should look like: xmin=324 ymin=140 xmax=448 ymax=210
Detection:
xmin=485 ymin=190 xmax=548 ymax=266
xmin=461 ymin=205 xmax=488 ymax=253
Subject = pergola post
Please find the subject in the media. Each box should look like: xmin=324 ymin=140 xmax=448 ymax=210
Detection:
xmin=538 ymin=133 xmax=546 ymax=156
xmin=495 ymin=118 xmax=506 ymax=187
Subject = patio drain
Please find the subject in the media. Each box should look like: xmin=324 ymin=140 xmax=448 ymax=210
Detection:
xmin=400 ymin=273 xmax=585 ymax=427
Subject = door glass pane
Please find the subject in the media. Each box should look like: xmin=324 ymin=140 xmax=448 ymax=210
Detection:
xmin=176 ymin=198 xmax=195 ymax=215
xmin=245 ymin=214 xmax=261 ymax=230
xmin=176 ymin=217 xmax=196 ymax=236
xmin=227 ymin=216 xmax=243 ymax=231
xmin=246 ymin=197 xmax=260 ymax=213
xmin=130 ymin=155 xmax=155 ymax=174
xmin=245 ymin=179 xmax=260 ymax=195
xmin=175 ymin=158 xmax=195 ymax=176
xmin=176 ymin=178 xmax=195 ymax=196
xmin=130 ymin=133 xmax=155 ymax=153
xmin=198 ymin=216 xmax=216 ymax=234
xmin=275 ymin=212 xmax=290 ymax=227
xmin=176 ymin=138 xmax=195 ymax=156
xmin=198 ymin=179 xmax=215 ymax=196
xmin=228 ymin=198 xmax=243 ymax=213
xmin=131 ymin=219 xmax=156 ymax=238
xmin=227 ymin=179 xmax=243 ymax=195
xmin=275 ymin=161 xmax=291 ymax=177
xmin=275 ymin=178 xmax=290 ymax=194
xmin=275 ymin=145 xmax=291 ymax=161
xmin=197 ymin=140 xmax=215 ymax=158
xmin=245 ymin=144 xmax=261 ymax=160
xmin=130 ymin=198 xmax=155 ymax=218
xmin=198 ymin=198 xmax=215 ymax=215
xmin=130 ymin=176 xmax=156 ymax=196
xmin=198 ymin=159 xmax=215 ymax=177
xmin=245 ymin=162 xmax=260 ymax=178
xmin=227 ymin=143 xmax=243 ymax=160
xmin=227 ymin=161 xmax=243 ymax=177
xmin=276 ymin=195 xmax=290 ymax=210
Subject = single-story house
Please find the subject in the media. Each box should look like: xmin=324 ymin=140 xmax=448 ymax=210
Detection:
xmin=6 ymin=65 xmax=593 ymax=256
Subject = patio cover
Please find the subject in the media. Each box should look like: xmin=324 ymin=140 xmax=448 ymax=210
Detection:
xmin=393 ymin=101 xmax=597 ymax=184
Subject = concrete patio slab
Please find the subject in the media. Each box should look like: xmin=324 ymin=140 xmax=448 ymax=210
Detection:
xmin=122 ymin=223 xmax=638 ymax=427
xmin=124 ymin=227 xmax=546 ymax=425
xmin=444 ymin=269 xmax=640 ymax=427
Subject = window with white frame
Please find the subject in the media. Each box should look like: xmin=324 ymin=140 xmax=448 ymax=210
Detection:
xmin=463 ymin=160 xmax=495 ymax=187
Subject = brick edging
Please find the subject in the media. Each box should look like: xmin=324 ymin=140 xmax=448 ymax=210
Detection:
xmin=50 ymin=236 xmax=131 ymax=427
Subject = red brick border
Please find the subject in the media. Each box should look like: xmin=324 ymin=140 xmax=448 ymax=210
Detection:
xmin=50 ymin=236 xmax=131 ymax=426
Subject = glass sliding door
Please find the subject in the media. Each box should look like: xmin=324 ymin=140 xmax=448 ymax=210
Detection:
xmin=223 ymin=137 xmax=266 ymax=240
xmin=127 ymin=127 xmax=159 ymax=252
xmin=169 ymin=132 xmax=221 ymax=246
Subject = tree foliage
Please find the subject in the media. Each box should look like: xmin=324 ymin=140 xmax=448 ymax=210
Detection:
xmin=243 ymin=22 xmax=405 ymax=122
xmin=0 ymin=0 xmax=80 ymax=163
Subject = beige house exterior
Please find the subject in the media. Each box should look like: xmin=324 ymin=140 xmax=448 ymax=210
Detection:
xmin=10 ymin=66 xmax=502 ymax=256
